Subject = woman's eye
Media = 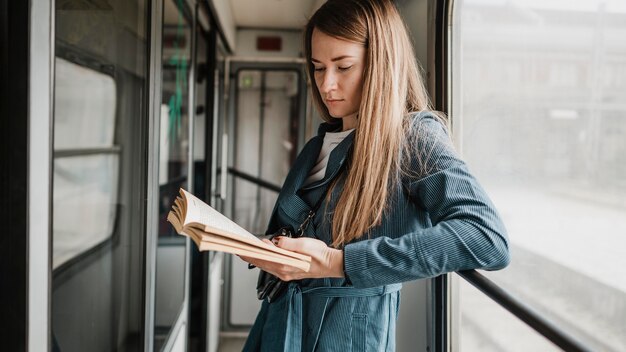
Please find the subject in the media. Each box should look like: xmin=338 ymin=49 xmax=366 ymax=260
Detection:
xmin=314 ymin=67 xmax=325 ymax=72
xmin=338 ymin=66 xmax=353 ymax=71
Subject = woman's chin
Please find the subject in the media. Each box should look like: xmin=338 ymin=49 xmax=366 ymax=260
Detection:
xmin=326 ymin=109 xmax=345 ymax=119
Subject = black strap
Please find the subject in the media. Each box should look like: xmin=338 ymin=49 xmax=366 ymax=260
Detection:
xmin=296 ymin=156 xmax=350 ymax=238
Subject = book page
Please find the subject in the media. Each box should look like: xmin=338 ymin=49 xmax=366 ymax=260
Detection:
xmin=171 ymin=188 xmax=311 ymax=266
xmin=197 ymin=226 xmax=311 ymax=262
xmin=198 ymin=242 xmax=310 ymax=271
xmin=180 ymin=188 xmax=262 ymax=243
xmin=185 ymin=227 xmax=310 ymax=271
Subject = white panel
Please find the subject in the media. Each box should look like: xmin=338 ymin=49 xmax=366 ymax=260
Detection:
xmin=208 ymin=253 xmax=224 ymax=352
xmin=170 ymin=323 xmax=187 ymax=352
xmin=159 ymin=104 xmax=171 ymax=185
xmin=230 ymin=0 xmax=316 ymax=29
xmin=229 ymin=255 xmax=262 ymax=325
xmin=53 ymin=155 xmax=119 ymax=268
xmin=54 ymin=58 xmax=116 ymax=149
xmin=194 ymin=111 xmax=206 ymax=161
xmin=29 ymin=0 xmax=53 ymax=351
xmin=155 ymin=243 xmax=188 ymax=326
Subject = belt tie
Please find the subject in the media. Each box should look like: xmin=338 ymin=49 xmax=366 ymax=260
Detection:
xmin=283 ymin=282 xmax=402 ymax=352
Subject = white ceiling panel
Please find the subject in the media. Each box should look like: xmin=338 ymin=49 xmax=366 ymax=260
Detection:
xmin=230 ymin=0 xmax=322 ymax=29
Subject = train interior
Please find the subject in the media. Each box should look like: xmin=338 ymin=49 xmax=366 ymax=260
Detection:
xmin=1 ymin=0 xmax=625 ymax=351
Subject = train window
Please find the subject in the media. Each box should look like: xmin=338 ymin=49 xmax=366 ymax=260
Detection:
xmin=51 ymin=1 xmax=149 ymax=351
xmin=451 ymin=1 xmax=626 ymax=350
xmin=153 ymin=0 xmax=193 ymax=349
xmin=460 ymin=279 xmax=560 ymax=351
xmin=53 ymin=58 xmax=118 ymax=269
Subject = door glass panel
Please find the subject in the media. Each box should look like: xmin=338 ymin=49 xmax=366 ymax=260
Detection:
xmin=229 ymin=69 xmax=301 ymax=326
xmin=232 ymin=70 xmax=299 ymax=234
xmin=154 ymin=0 xmax=192 ymax=349
xmin=451 ymin=1 xmax=626 ymax=350
xmin=188 ymin=23 xmax=212 ymax=350
xmin=51 ymin=1 xmax=148 ymax=350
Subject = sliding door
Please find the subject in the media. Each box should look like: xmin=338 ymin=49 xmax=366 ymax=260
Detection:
xmin=51 ymin=1 xmax=150 ymax=350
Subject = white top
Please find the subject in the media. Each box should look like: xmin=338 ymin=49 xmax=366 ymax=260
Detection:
xmin=303 ymin=128 xmax=355 ymax=187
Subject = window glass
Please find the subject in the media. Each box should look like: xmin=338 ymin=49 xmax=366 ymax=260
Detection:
xmin=153 ymin=0 xmax=192 ymax=349
xmin=52 ymin=0 xmax=148 ymax=350
xmin=452 ymin=1 xmax=626 ymax=351
xmin=53 ymin=58 xmax=119 ymax=269
xmin=459 ymin=279 xmax=559 ymax=351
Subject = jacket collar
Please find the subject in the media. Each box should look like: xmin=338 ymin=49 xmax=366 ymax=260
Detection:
xmin=279 ymin=121 xmax=355 ymax=198
xmin=300 ymin=122 xmax=355 ymax=192
xmin=317 ymin=119 xmax=343 ymax=136
xmin=275 ymin=121 xmax=355 ymax=225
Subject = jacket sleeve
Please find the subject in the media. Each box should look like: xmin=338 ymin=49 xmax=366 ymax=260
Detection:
xmin=343 ymin=113 xmax=511 ymax=288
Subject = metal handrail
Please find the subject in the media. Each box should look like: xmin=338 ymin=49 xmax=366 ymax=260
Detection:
xmin=54 ymin=146 xmax=121 ymax=158
xmin=226 ymin=167 xmax=281 ymax=193
xmin=227 ymin=166 xmax=594 ymax=351
xmin=457 ymin=270 xmax=593 ymax=352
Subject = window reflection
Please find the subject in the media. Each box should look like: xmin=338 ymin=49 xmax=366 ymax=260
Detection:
xmin=53 ymin=58 xmax=119 ymax=269
xmin=54 ymin=154 xmax=119 ymax=268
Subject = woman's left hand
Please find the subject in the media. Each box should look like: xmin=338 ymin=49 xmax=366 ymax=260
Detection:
xmin=239 ymin=237 xmax=345 ymax=281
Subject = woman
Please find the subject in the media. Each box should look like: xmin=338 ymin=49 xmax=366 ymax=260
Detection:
xmin=241 ymin=0 xmax=510 ymax=350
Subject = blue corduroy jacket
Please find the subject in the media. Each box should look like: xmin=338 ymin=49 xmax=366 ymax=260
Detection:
xmin=244 ymin=111 xmax=510 ymax=352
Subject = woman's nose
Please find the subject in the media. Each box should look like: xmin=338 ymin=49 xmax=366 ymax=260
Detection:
xmin=320 ymin=71 xmax=338 ymax=93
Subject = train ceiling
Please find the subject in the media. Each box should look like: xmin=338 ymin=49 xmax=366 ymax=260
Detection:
xmin=230 ymin=0 xmax=325 ymax=29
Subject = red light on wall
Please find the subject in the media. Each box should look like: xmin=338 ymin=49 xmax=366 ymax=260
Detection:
xmin=257 ymin=36 xmax=282 ymax=51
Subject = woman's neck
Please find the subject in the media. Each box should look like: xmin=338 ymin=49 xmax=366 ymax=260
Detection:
xmin=341 ymin=113 xmax=358 ymax=131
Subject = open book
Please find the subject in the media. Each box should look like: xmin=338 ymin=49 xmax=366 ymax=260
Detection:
xmin=167 ymin=188 xmax=311 ymax=272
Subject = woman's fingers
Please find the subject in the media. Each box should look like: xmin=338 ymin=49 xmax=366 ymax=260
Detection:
xmin=274 ymin=236 xmax=325 ymax=253
xmin=240 ymin=237 xmax=342 ymax=280
xmin=273 ymin=236 xmax=299 ymax=251
xmin=238 ymin=254 xmax=302 ymax=280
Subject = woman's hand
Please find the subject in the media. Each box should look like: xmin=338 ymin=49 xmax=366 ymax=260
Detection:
xmin=239 ymin=237 xmax=345 ymax=281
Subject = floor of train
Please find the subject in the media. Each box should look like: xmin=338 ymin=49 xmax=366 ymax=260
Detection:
xmin=218 ymin=336 xmax=247 ymax=352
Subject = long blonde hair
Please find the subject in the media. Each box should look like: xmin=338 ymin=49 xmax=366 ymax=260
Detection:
xmin=305 ymin=0 xmax=437 ymax=247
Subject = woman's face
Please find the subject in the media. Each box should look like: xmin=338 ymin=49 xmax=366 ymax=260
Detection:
xmin=311 ymin=28 xmax=366 ymax=129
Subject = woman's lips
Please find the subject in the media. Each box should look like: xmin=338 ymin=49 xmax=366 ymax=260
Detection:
xmin=326 ymin=99 xmax=343 ymax=105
